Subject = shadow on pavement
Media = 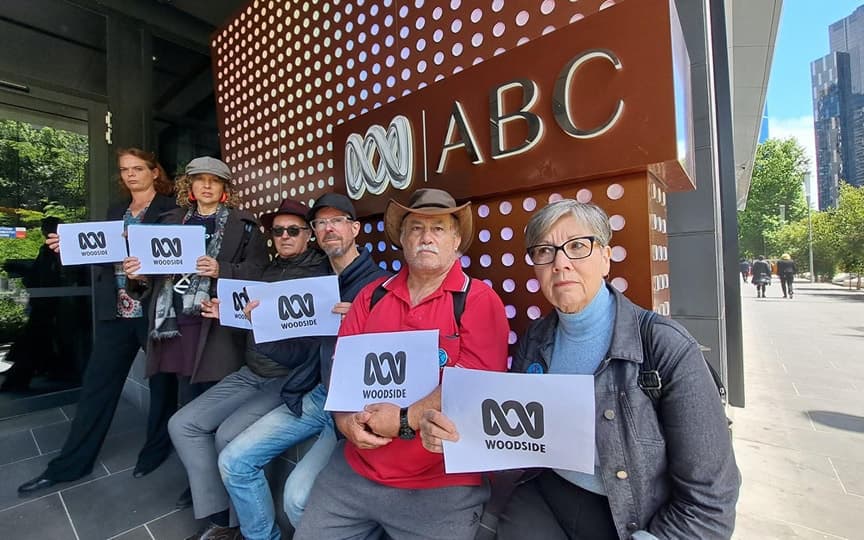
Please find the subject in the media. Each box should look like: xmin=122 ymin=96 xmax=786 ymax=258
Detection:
xmin=807 ymin=411 xmax=864 ymax=433
xmin=803 ymin=292 xmax=864 ymax=303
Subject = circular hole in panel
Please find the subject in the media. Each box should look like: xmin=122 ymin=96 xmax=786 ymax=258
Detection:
xmin=540 ymin=0 xmax=556 ymax=15
xmin=392 ymin=260 xmax=402 ymax=271
xmin=492 ymin=0 xmax=504 ymax=12
xmin=376 ymin=220 xmax=385 ymax=232
xmin=499 ymin=201 xmax=512 ymax=215
xmin=480 ymin=254 xmax=492 ymax=267
xmin=609 ymin=214 xmax=626 ymax=231
xmin=607 ymin=183 xmax=625 ymax=200
xmin=378 ymin=261 xmax=388 ymax=270
xmin=417 ymin=60 xmax=427 ymax=73
xmin=526 ymin=278 xmax=540 ymax=293
xmin=517 ymin=36 xmax=530 ymax=46
xmin=471 ymin=8 xmax=483 ymax=22
xmin=452 ymin=43 xmax=463 ymax=56
xmin=478 ymin=229 xmax=491 ymax=243
xmin=500 ymin=227 xmax=514 ymax=240
xmin=450 ymin=0 xmax=461 ymax=10
xmin=522 ymin=197 xmax=537 ymax=212
xmin=471 ymin=32 xmax=483 ymax=47
xmin=548 ymin=193 xmax=563 ymax=203
xmin=527 ymin=306 xmax=542 ymax=320
xmin=401 ymin=46 xmax=410 ymax=59
xmin=493 ymin=22 xmax=506 ymax=37
xmin=432 ymin=6 xmax=443 ymax=19
xmin=504 ymin=305 xmax=517 ymax=319
xmin=400 ymin=26 xmax=410 ymax=39
xmin=401 ymin=68 xmax=411 ymax=80
xmin=611 ymin=277 xmax=628 ymax=292
xmin=377 ymin=241 xmax=387 ymax=252
xmin=508 ymin=331 xmax=518 ymax=345
xmin=542 ymin=25 xmax=556 ymax=35
xmin=433 ymin=28 xmax=444 ymax=42
xmin=600 ymin=0 xmax=617 ymax=10
xmin=451 ymin=19 xmax=463 ymax=33
xmin=416 ymin=16 xmax=426 ymax=30
xmin=503 ymin=279 xmax=516 ymax=293
xmin=570 ymin=13 xmax=584 ymax=23
xmin=611 ymin=246 xmax=627 ymax=262
xmin=434 ymin=51 xmax=445 ymax=65
xmin=516 ymin=10 xmax=530 ymax=26
xmin=502 ymin=253 xmax=515 ymax=266
xmin=460 ymin=255 xmax=471 ymax=268
xmin=477 ymin=204 xmax=490 ymax=218
xmin=364 ymin=242 xmax=373 ymax=253
xmin=575 ymin=188 xmax=592 ymax=203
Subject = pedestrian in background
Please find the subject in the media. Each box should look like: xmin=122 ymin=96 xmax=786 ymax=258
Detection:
xmin=739 ymin=259 xmax=751 ymax=282
xmin=777 ymin=253 xmax=797 ymax=299
xmin=751 ymin=255 xmax=772 ymax=298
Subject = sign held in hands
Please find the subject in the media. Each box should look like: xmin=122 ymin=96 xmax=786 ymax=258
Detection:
xmin=126 ymin=224 xmax=206 ymax=274
xmin=58 ymin=221 xmax=126 ymax=265
xmin=246 ymin=275 xmax=341 ymax=343
xmin=216 ymin=278 xmax=263 ymax=329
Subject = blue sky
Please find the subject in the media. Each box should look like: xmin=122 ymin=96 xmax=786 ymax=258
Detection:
xmin=767 ymin=0 xmax=864 ymax=180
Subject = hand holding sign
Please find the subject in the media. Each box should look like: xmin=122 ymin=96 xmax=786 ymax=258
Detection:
xmin=325 ymin=330 xmax=440 ymax=411
xmin=245 ymin=275 xmax=341 ymax=343
xmin=57 ymin=221 xmax=126 ymax=265
xmin=127 ymin=224 xmax=206 ymax=274
xmin=441 ymin=368 xmax=595 ymax=474
xmin=215 ymin=278 xmax=263 ymax=329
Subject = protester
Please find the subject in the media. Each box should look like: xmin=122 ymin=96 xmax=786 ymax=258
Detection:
xmin=751 ymin=255 xmax=772 ymax=298
xmin=420 ymin=200 xmax=740 ymax=539
xmin=123 ymin=156 xmax=268 ymax=403
xmin=739 ymin=259 xmax=751 ymax=282
xmin=168 ymin=197 xmax=332 ymax=540
xmin=293 ymin=188 xmax=510 ymax=540
xmin=18 ymin=148 xmax=179 ymax=496
xmin=216 ymin=193 xmax=388 ymax=540
xmin=777 ymin=253 xmax=797 ymax=299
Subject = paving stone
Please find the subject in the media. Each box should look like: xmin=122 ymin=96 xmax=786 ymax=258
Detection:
xmin=0 ymin=451 xmax=106 ymax=512
xmin=0 ymin=429 xmax=40 ymax=466
xmin=147 ymin=508 xmax=206 ymax=540
xmin=0 ymin=494 xmax=77 ymax=540
xmin=0 ymin=408 xmax=66 ymax=437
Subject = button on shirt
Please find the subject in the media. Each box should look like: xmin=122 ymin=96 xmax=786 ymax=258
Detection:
xmin=339 ymin=260 xmax=510 ymax=489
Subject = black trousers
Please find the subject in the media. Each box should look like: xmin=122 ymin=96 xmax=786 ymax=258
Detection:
xmin=497 ymin=470 xmax=619 ymax=540
xmin=44 ymin=317 xmax=177 ymax=481
xmin=780 ymin=276 xmax=794 ymax=297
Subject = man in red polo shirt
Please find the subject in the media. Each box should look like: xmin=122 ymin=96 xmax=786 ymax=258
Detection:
xmin=294 ymin=188 xmax=510 ymax=540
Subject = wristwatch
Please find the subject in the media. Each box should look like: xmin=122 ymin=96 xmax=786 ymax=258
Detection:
xmin=398 ymin=407 xmax=416 ymax=440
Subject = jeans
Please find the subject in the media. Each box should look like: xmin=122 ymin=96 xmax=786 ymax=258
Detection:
xmin=219 ymin=384 xmax=336 ymax=540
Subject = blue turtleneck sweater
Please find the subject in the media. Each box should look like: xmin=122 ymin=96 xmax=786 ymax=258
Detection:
xmin=549 ymin=284 xmax=616 ymax=495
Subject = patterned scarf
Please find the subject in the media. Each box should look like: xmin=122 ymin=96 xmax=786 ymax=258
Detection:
xmin=151 ymin=204 xmax=230 ymax=340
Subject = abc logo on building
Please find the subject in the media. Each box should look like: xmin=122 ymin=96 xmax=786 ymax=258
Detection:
xmin=345 ymin=115 xmax=414 ymax=200
xmin=481 ymin=399 xmax=545 ymax=439
xmin=78 ymin=231 xmax=107 ymax=250
xmin=363 ymin=351 xmax=406 ymax=385
xmin=151 ymin=237 xmax=182 ymax=257
xmin=278 ymin=293 xmax=315 ymax=320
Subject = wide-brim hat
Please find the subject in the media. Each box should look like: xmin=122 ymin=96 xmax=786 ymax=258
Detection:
xmin=781 ymin=253 xmax=791 ymax=260
xmin=384 ymin=188 xmax=473 ymax=253
xmin=260 ymin=198 xmax=310 ymax=230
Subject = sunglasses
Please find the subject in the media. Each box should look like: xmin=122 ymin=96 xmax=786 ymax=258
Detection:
xmin=271 ymin=225 xmax=309 ymax=237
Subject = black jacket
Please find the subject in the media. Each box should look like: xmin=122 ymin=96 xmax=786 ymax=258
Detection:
xmin=256 ymin=247 xmax=389 ymax=416
xmin=93 ymin=193 xmax=178 ymax=321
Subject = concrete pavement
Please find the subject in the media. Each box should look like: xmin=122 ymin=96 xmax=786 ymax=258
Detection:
xmin=732 ymin=281 xmax=864 ymax=539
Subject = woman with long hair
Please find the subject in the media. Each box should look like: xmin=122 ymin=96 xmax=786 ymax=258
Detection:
xmin=19 ymin=148 xmax=180 ymax=495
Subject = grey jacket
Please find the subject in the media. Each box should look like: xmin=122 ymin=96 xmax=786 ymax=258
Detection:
xmin=511 ymin=285 xmax=740 ymax=539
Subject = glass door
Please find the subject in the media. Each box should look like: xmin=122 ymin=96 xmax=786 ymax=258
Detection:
xmin=0 ymin=102 xmax=93 ymax=413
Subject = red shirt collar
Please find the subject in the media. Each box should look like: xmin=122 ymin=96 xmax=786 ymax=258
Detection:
xmin=382 ymin=259 xmax=467 ymax=305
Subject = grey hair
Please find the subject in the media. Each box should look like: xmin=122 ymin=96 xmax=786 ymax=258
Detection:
xmin=525 ymin=200 xmax=613 ymax=248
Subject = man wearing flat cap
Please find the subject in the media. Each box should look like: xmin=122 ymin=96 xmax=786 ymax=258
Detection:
xmin=295 ymin=188 xmax=510 ymax=540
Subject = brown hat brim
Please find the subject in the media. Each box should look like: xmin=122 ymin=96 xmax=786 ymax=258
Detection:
xmin=384 ymin=199 xmax=473 ymax=254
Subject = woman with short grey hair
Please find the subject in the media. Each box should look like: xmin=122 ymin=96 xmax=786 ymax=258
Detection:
xmin=421 ymin=199 xmax=740 ymax=539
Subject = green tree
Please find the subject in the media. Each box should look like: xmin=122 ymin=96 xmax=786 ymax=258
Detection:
xmin=833 ymin=183 xmax=864 ymax=287
xmin=738 ymin=138 xmax=809 ymax=258
xmin=771 ymin=210 xmax=840 ymax=279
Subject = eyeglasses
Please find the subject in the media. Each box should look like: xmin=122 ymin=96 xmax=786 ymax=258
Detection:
xmin=526 ymin=236 xmax=597 ymax=265
xmin=310 ymin=216 xmax=353 ymax=230
xmin=271 ymin=225 xmax=309 ymax=237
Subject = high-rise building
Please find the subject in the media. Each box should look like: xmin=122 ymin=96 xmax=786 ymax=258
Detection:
xmin=812 ymin=5 xmax=864 ymax=209
xmin=759 ymin=103 xmax=769 ymax=143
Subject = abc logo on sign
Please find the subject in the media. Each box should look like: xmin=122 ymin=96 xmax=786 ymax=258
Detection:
xmin=364 ymin=352 xmax=406 ymax=385
xmin=481 ymin=399 xmax=545 ymax=439
xmin=345 ymin=115 xmax=414 ymax=200
xmin=78 ymin=231 xmax=107 ymax=250
xmin=277 ymin=294 xmax=315 ymax=320
xmin=232 ymin=288 xmax=250 ymax=312
xmin=151 ymin=237 xmax=182 ymax=257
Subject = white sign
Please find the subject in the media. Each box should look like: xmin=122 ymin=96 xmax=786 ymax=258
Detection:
xmin=246 ymin=275 xmax=341 ymax=343
xmin=441 ymin=368 xmax=595 ymax=474
xmin=58 ymin=221 xmax=126 ymax=265
xmin=216 ymin=278 xmax=263 ymax=330
xmin=126 ymin=224 xmax=206 ymax=274
xmin=325 ymin=330 xmax=440 ymax=411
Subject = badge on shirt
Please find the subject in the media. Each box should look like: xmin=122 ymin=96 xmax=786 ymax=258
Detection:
xmin=526 ymin=362 xmax=545 ymax=374
xmin=438 ymin=348 xmax=449 ymax=367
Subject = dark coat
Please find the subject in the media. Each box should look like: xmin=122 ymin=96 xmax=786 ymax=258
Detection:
xmin=142 ymin=206 xmax=270 ymax=383
xmin=93 ymin=194 xmax=178 ymax=321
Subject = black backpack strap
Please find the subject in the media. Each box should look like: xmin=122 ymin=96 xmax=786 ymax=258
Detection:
xmin=368 ymin=273 xmax=471 ymax=330
xmin=230 ymin=221 xmax=255 ymax=264
xmin=638 ymin=310 xmax=663 ymax=404
xmin=451 ymin=273 xmax=471 ymax=330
